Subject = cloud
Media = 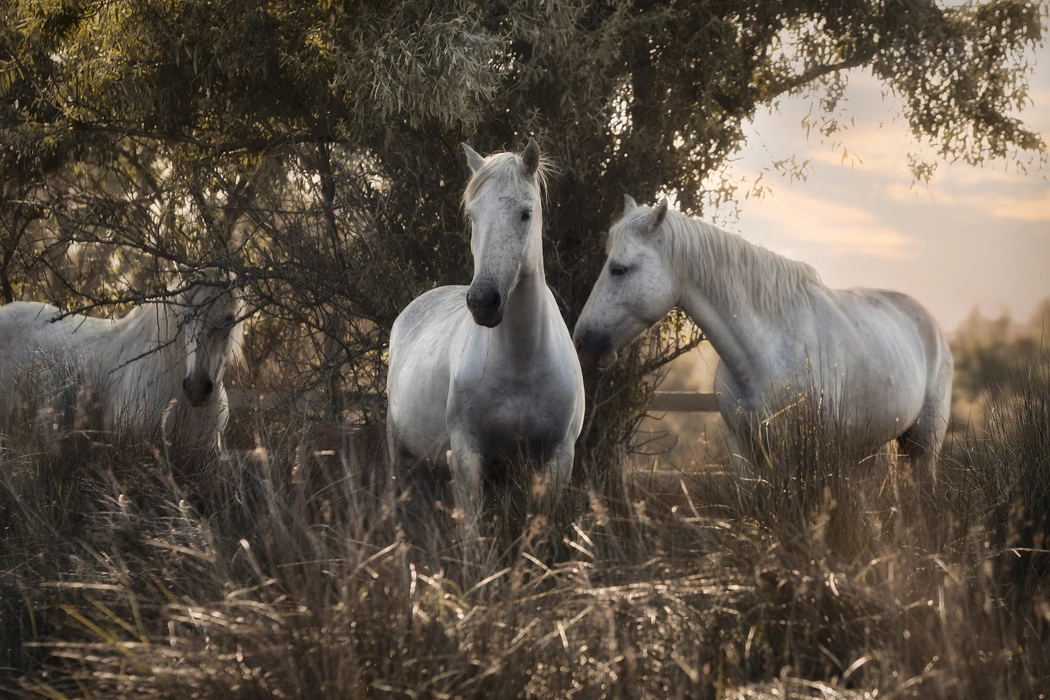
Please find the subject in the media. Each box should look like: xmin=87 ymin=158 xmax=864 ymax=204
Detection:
xmin=736 ymin=77 xmax=1050 ymax=238
xmin=884 ymin=165 xmax=1050 ymax=225
xmin=986 ymin=195 xmax=1050 ymax=223
xmin=734 ymin=184 xmax=916 ymax=260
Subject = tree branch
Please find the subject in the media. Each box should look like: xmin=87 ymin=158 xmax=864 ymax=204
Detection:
xmin=766 ymin=51 xmax=875 ymax=99
xmin=68 ymin=121 xmax=346 ymax=155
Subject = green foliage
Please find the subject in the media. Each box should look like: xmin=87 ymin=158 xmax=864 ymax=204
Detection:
xmin=0 ymin=0 xmax=1045 ymax=470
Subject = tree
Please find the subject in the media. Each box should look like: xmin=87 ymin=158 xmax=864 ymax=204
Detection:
xmin=0 ymin=0 xmax=1044 ymax=477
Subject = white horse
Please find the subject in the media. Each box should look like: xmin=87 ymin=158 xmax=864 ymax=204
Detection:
xmin=386 ymin=139 xmax=585 ymax=543
xmin=0 ymin=268 xmax=244 ymax=461
xmin=573 ymin=196 xmax=953 ymax=484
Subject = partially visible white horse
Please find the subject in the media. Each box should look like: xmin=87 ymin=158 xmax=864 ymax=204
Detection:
xmin=574 ymin=196 xmax=953 ymax=484
xmin=386 ymin=139 xmax=585 ymax=543
xmin=0 ymin=268 xmax=244 ymax=461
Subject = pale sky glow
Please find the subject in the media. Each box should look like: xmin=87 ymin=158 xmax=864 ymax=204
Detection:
xmin=732 ymin=185 xmax=918 ymax=260
xmin=706 ymin=42 xmax=1050 ymax=334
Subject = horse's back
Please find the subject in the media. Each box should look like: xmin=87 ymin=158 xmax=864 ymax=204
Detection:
xmin=0 ymin=301 xmax=113 ymax=349
xmin=857 ymin=287 xmax=953 ymax=427
xmin=0 ymin=301 xmax=56 ymax=347
xmin=0 ymin=303 xmax=96 ymax=441
xmin=835 ymin=288 xmax=950 ymax=380
xmin=817 ymin=286 xmax=951 ymax=440
xmin=0 ymin=302 xmax=141 ymax=429
xmin=1 ymin=302 xmax=69 ymax=364
xmin=719 ymin=286 xmax=949 ymax=444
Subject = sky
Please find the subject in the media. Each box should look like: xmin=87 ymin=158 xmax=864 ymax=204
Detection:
xmin=705 ymin=39 xmax=1050 ymax=335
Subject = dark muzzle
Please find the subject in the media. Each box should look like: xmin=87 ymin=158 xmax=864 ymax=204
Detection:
xmin=466 ymin=283 xmax=504 ymax=327
xmin=183 ymin=374 xmax=216 ymax=407
xmin=573 ymin=330 xmax=618 ymax=369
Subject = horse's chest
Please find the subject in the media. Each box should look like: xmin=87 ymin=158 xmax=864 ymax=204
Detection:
xmin=449 ymin=368 xmax=576 ymax=454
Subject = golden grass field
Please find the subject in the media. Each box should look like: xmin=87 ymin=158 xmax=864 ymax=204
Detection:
xmin=1 ymin=341 xmax=1048 ymax=698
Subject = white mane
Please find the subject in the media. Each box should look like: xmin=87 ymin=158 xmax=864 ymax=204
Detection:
xmin=615 ymin=207 xmax=825 ymax=317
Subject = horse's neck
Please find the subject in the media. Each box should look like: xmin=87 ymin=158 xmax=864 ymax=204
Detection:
xmin=676 ymin=237 xmax=788 ymax=388
xmin=492 ymin=238 xmax=553 ymax=356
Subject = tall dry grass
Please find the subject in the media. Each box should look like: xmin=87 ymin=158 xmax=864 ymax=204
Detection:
xmin=2 ymin=356 xmax=1049 ymax=698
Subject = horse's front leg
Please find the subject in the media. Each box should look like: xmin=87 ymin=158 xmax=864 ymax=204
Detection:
xmin=725 ymin=431 xmax=756 ymax=481
xmin=448 ymin=430 xmax=485 ymax=555
xmin=537 ymin=441 xmax=574 ymax=523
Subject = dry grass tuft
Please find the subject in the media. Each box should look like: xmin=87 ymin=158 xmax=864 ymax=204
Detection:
xmin=2 ymin=357 xmax=1049 ymax=698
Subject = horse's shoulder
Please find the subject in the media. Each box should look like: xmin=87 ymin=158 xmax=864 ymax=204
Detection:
xmin=390 ymin=285 xmax=472 ymax=363
xmin=395 ymin=286 xmax=467 ymax=323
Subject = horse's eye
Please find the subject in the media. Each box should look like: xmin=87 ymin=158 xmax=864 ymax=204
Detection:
xmin=521 ymin=210 xmax=532 ymax=223
xmin=222 ymin=314 xmax=236 ymax=327
xmin=610 ymin=264 xmax=628 ymax=277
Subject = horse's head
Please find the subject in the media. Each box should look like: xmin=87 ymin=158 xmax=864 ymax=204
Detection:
xmin=178 ymin=269 xmax=244 ymax=408
xmin=574 ymin=196 xmax=677 ymax=369
xmin=461 ymin=139 xmax=545 ymax=327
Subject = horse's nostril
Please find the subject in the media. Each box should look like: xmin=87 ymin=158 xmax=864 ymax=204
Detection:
xmin=202 ymin=377 xmax=214 ymax=395
xmin=484 ymin=290 xmax=501 ymax=310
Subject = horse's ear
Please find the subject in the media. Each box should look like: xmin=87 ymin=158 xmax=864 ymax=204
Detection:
xmin=521 ymin=138 xmax=540 ymax=178
xmin=648 ymin=199 xmax=669 ymax=233
xmin=623 ymin=194 xmax=637 ymax=214
xmin=462 ymin=143 xmax=486 ymax=174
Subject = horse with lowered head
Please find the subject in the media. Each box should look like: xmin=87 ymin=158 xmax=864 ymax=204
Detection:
xmin=574 ymin=196 xmax=953 ymax=486
xmin=0 ymin=268 xmax=244 ymax=464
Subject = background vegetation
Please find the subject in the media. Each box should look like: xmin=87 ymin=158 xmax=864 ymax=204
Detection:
xmin=951 ymin=299 xmax=1050 ymax=420
xmin=2 ymin=0 xmax=1049 ymax=696
xmin=2 ymin=0 xmax=1045 ymax=473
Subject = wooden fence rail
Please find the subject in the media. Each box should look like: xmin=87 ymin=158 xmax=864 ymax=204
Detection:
xmin=229 ymin=389 xmax=721 ymax=414
xmin=648 ymin=391 xmax=720 ymax=413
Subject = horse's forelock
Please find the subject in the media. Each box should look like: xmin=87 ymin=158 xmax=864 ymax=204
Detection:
xmin=175 ymin=268 xmax=237 ymax=303
xmin=166 ymin=275 xmax=242 ymax=362
xmin=462 ymin=150 xmax=549 ymax=213
xmin=606 ymin=207 xmax=655 ymax=254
